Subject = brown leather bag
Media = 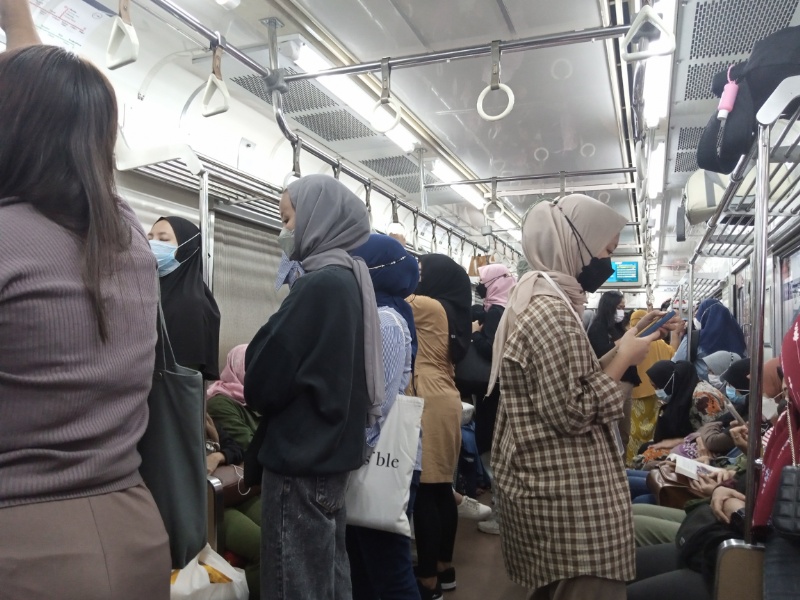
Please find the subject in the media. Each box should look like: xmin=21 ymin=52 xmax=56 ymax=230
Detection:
xmin=646 ymin=462 xmax=703 ymax=509
xmin=212 ymin=464 xmax=260 ymax=508
xmin=468 ymin=255 xmax=489 ymax=277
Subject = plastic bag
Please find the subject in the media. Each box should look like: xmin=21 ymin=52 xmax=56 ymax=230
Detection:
xmin=171 ymin=544 xmax=248 ymax=600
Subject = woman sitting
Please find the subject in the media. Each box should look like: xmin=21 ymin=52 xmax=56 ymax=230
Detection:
xmin=207 ymin=345 xmax=260 ymax=449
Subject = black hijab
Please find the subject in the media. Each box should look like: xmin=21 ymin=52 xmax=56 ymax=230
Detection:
xmin=157 ymin=216 xmax=221 ymax=380
xmin=416 ymin=254 xmax=472 ymax=364
xmin=647 ymin=360 xmax=699 ymax=441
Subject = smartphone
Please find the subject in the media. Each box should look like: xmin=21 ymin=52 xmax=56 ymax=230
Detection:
xmin=637 ymin=310 xmax=676 ymax=337
xmin=724 ymin=399 xmax=747 ymax=426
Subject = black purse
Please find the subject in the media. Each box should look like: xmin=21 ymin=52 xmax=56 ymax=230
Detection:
xmin=138 ymin=303 xmax=207 ymax=568
xmin=454 ymin=344 xmax=492 ymax=387
xmin=772 ymin=408 xmax=800 ymax=538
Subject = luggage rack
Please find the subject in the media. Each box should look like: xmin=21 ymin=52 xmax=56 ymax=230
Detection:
xmin=690 ymin=103 xmax=800 ymax=263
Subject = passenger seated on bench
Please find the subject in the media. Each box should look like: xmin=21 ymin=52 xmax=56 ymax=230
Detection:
xmin=208 ymin=345 xmax=260 ymax=449
xmin=205 ymin=416 xmax=261 ymax=599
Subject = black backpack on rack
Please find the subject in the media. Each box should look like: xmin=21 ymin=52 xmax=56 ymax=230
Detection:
xmin=696 ymin=25 xmax=800 ymax=174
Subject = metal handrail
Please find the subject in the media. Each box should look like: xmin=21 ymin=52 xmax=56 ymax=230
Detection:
xmin=425 ymin=167 xmax=636 ymax=188
xmin=283 ymin=24 xmax=631 ymax=82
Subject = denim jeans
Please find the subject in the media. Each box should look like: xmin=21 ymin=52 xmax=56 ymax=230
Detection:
xmin=346 ymin=525 xmax=420 ymax=600
xmin=260 ymin=469 xmax=352 ymax=600
xmin=764 ymin=532 xmax=800 ymax=599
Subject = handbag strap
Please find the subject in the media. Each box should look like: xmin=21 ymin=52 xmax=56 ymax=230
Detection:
xmin=156 ymin=297 xmax=179 ymax=371
xmin=788 ymin=408 xmax=797 ymax=468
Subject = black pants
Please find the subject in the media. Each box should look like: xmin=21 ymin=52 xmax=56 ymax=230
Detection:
xmin=413 ymin=483 xmax=458 ymax=579
xmin=475 ymin=385 xmax=500 ymax=456
xmin=626 ymin=543 xmax=710 ymax=600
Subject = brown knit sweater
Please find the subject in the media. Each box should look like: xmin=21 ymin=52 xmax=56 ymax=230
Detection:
xmin=0 ymin=198 xmax=158 ymax=508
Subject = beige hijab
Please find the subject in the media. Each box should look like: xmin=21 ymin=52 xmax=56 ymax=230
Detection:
xmin=488 ymin=194 xmax=628 ymax=391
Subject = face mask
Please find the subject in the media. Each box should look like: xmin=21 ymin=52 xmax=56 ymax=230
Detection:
xmin=693 ymin=317 xmax=702 ymax=330
xmin=655 ymin=388 xmax=669 ymax=401
xmin=577 ymin=256 xmax=615 ymax=293
xmin=475 ymin=283 xmax=487 ymax=299
xmin=726 ymin=384 xmax=747 ymax=408
xmin=762 ymin=395 xmax=779 ymax=421
xmin=149 ymin=240 xmax=180 ymax=277
xmin=615 ymin=309 xmax=625 ymax=323
xmin=278 ymin=228 xmax=295 ymax=258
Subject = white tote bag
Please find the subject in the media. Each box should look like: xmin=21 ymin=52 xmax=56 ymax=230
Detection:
xmin=346 ymin=394 xmax=424 ymax=537
xmin=170 ymin=544 xmax=248 ymax=600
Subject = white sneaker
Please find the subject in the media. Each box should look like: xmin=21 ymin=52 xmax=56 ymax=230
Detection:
xmin=457 ymin=496 xmax=492 ymax=521
xmin=477 ymin=518 xmax=500 ymax=535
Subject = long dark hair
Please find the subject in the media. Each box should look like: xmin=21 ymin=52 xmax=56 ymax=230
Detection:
xmin=0 ymin=46 xmax=130 ymax=341
xmin=596 ymin=290 xmax=624 ymax=332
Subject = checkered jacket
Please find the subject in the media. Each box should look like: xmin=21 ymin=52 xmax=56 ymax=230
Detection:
xmin=492 ymin=295 xmax=635 ymax=590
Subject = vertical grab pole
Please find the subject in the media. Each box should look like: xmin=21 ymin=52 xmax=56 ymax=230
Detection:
xmin=417 ymin=147 xmax=427 ymax=213
xmin=744 ymin=123 xmax=771 ymax=543
xmin=199 ymin=169 xmax=211 ymax=287
xmin=687 ymin=264 xmax=694 ymax=350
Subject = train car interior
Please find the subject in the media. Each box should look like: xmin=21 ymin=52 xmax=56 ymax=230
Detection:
xmin=2 ymin=0 xmax=800 ymax=598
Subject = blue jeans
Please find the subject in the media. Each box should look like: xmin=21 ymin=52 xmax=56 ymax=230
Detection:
xmin=628 ymin=469 xmax=650 ymax=500
xmin=260 ymin=469 xmax=351 ymax=600
xmin=764 ymin=533 xmax=800 ymax=599
xmin=346 ymin=526 xmax=420 ymax=600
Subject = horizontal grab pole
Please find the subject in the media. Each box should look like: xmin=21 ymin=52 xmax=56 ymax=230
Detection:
xmin=428 ymin=167 xmax=636 ymax=189
xmin=284 ymin=24 xmax=631 ymax=83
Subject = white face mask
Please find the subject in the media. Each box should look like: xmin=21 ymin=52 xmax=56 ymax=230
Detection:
xmin=693 ymin=317 xmax=702 ymax=330
xmin=615 ymin=309 xmax=625 ymax=323
xmin=762 ymin=395 xmax=779 ymax=421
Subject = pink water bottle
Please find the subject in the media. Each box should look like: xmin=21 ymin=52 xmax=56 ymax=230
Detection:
xmin=717 ymin=65 xmax=738 ymax=120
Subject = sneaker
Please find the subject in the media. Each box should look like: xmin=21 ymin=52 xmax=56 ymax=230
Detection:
xmin=456 ymin=495 xmax=492 ymax=521
xmin=437 ymin=567 xmax=456 ymax=591
xmin=417 ymin=580 xmax=443 ymax=600
xmin=477 ymin=518 xmax=501 ymax=535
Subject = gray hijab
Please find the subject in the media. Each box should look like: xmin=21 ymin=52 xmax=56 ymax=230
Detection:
xmin=287 ymin=174 xmax=384 ymax=427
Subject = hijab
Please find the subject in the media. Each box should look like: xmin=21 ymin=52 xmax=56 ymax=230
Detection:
xmin=478 ymin=263 xmax=515 ymax=311
xmin=702 ymin=350 xmax=742 ymax=377
xmin=489 ymin=194 xmax=628 ymax=391
xmin=286 ymin=174 xmax=383 ymax=426
xmin=157 ymin=216 xmax=221 ymax=380
xmin=721 ymin=358 xmax=751 ymax=391
xmin=696 ymin=298 xmax=747 ymax=356
xmin=416 ymin=254 xmax=473 ymax=364
xmin=351 ymin=234 xmax=420 ymax=359
xmin=755 ymin=317 xmax=800 ymax=528
xmin=207 ymin=344 xmax=247 ymax=405
xmin=647 ymin=360 xmax=700 ymax=441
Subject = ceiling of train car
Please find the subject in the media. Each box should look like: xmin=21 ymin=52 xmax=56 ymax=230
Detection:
xmin=657 ymin=0 xmax=800 ymax=287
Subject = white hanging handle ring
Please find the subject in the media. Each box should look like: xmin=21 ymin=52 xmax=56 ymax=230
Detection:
xmin=371 ymin=58 xmax=402 ymax=133
xmin=202 ymin=37 xmax=231 ymax=117
xmin=370 ymin=98 xmax=402 ymax=133
xmin=477 ymin=41 xmax=514 ymax=122
xmin=621 ymin=5 xmax=676 ymax=62
xmin=106 ymin=0 xmax=139 ymax=70
xmin=477 ymin=83 xmax=515 ymax=122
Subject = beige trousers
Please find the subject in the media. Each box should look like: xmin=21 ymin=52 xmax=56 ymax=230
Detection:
xmin=0 ymin=483 xmax=170 ymax=600
xmin=528 ymin=576 xmax=626 ymax=600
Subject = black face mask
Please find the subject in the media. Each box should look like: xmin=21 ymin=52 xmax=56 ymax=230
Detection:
xmin=475 ymin=283 xmax=487 ymax=299
xmin=577 ymin=256 xmax=614 ymax=293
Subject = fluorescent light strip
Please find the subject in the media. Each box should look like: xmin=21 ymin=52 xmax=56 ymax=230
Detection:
xmin=430 ymin=160 xmax=486 ymax=209
xmin=647 ymin=141 xmax=666 ymax=200
xmin=294 ymin=44 xmax=419 ymax=153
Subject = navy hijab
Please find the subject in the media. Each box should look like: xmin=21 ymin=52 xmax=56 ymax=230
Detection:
xmin=351 ymin=234 xmax=419 ymax=360
xmin=696 ymin=298 xmax=747 ymax=357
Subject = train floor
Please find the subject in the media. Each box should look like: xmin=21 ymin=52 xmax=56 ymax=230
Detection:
xmin=437 ymin=493 xmax=528 ymax=600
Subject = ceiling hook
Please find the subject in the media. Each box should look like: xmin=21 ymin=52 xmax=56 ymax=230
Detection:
xmin=333 ymin=159 xmax=342 ymax=180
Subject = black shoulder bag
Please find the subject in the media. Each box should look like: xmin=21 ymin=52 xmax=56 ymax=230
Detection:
xmin=772 ymin=408 xmax=800 ymax=538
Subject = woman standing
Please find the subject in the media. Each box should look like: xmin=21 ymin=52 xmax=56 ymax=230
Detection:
xmin=408 ymin=254 xmax=472 ymax=599
xmin=626 ymin=310 xmax=677 ymax=464
xmin=588 ymin=290 xmax=641 ymax=450
xmin=245 ymin=175 xmax=381 ymax=600
xmin=148 ymin=216 xmax=221 ymax=380
xmin=0 ymin=2 xmax=170 ymax=595
xmin=348 ymin=233 xmax=421 ymax=600
xmin=489 ymin=195 xmax=664 ymax=599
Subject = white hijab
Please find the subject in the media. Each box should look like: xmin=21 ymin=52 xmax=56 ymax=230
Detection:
xmin=488 ymin=195 xmax=628 ymax=392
